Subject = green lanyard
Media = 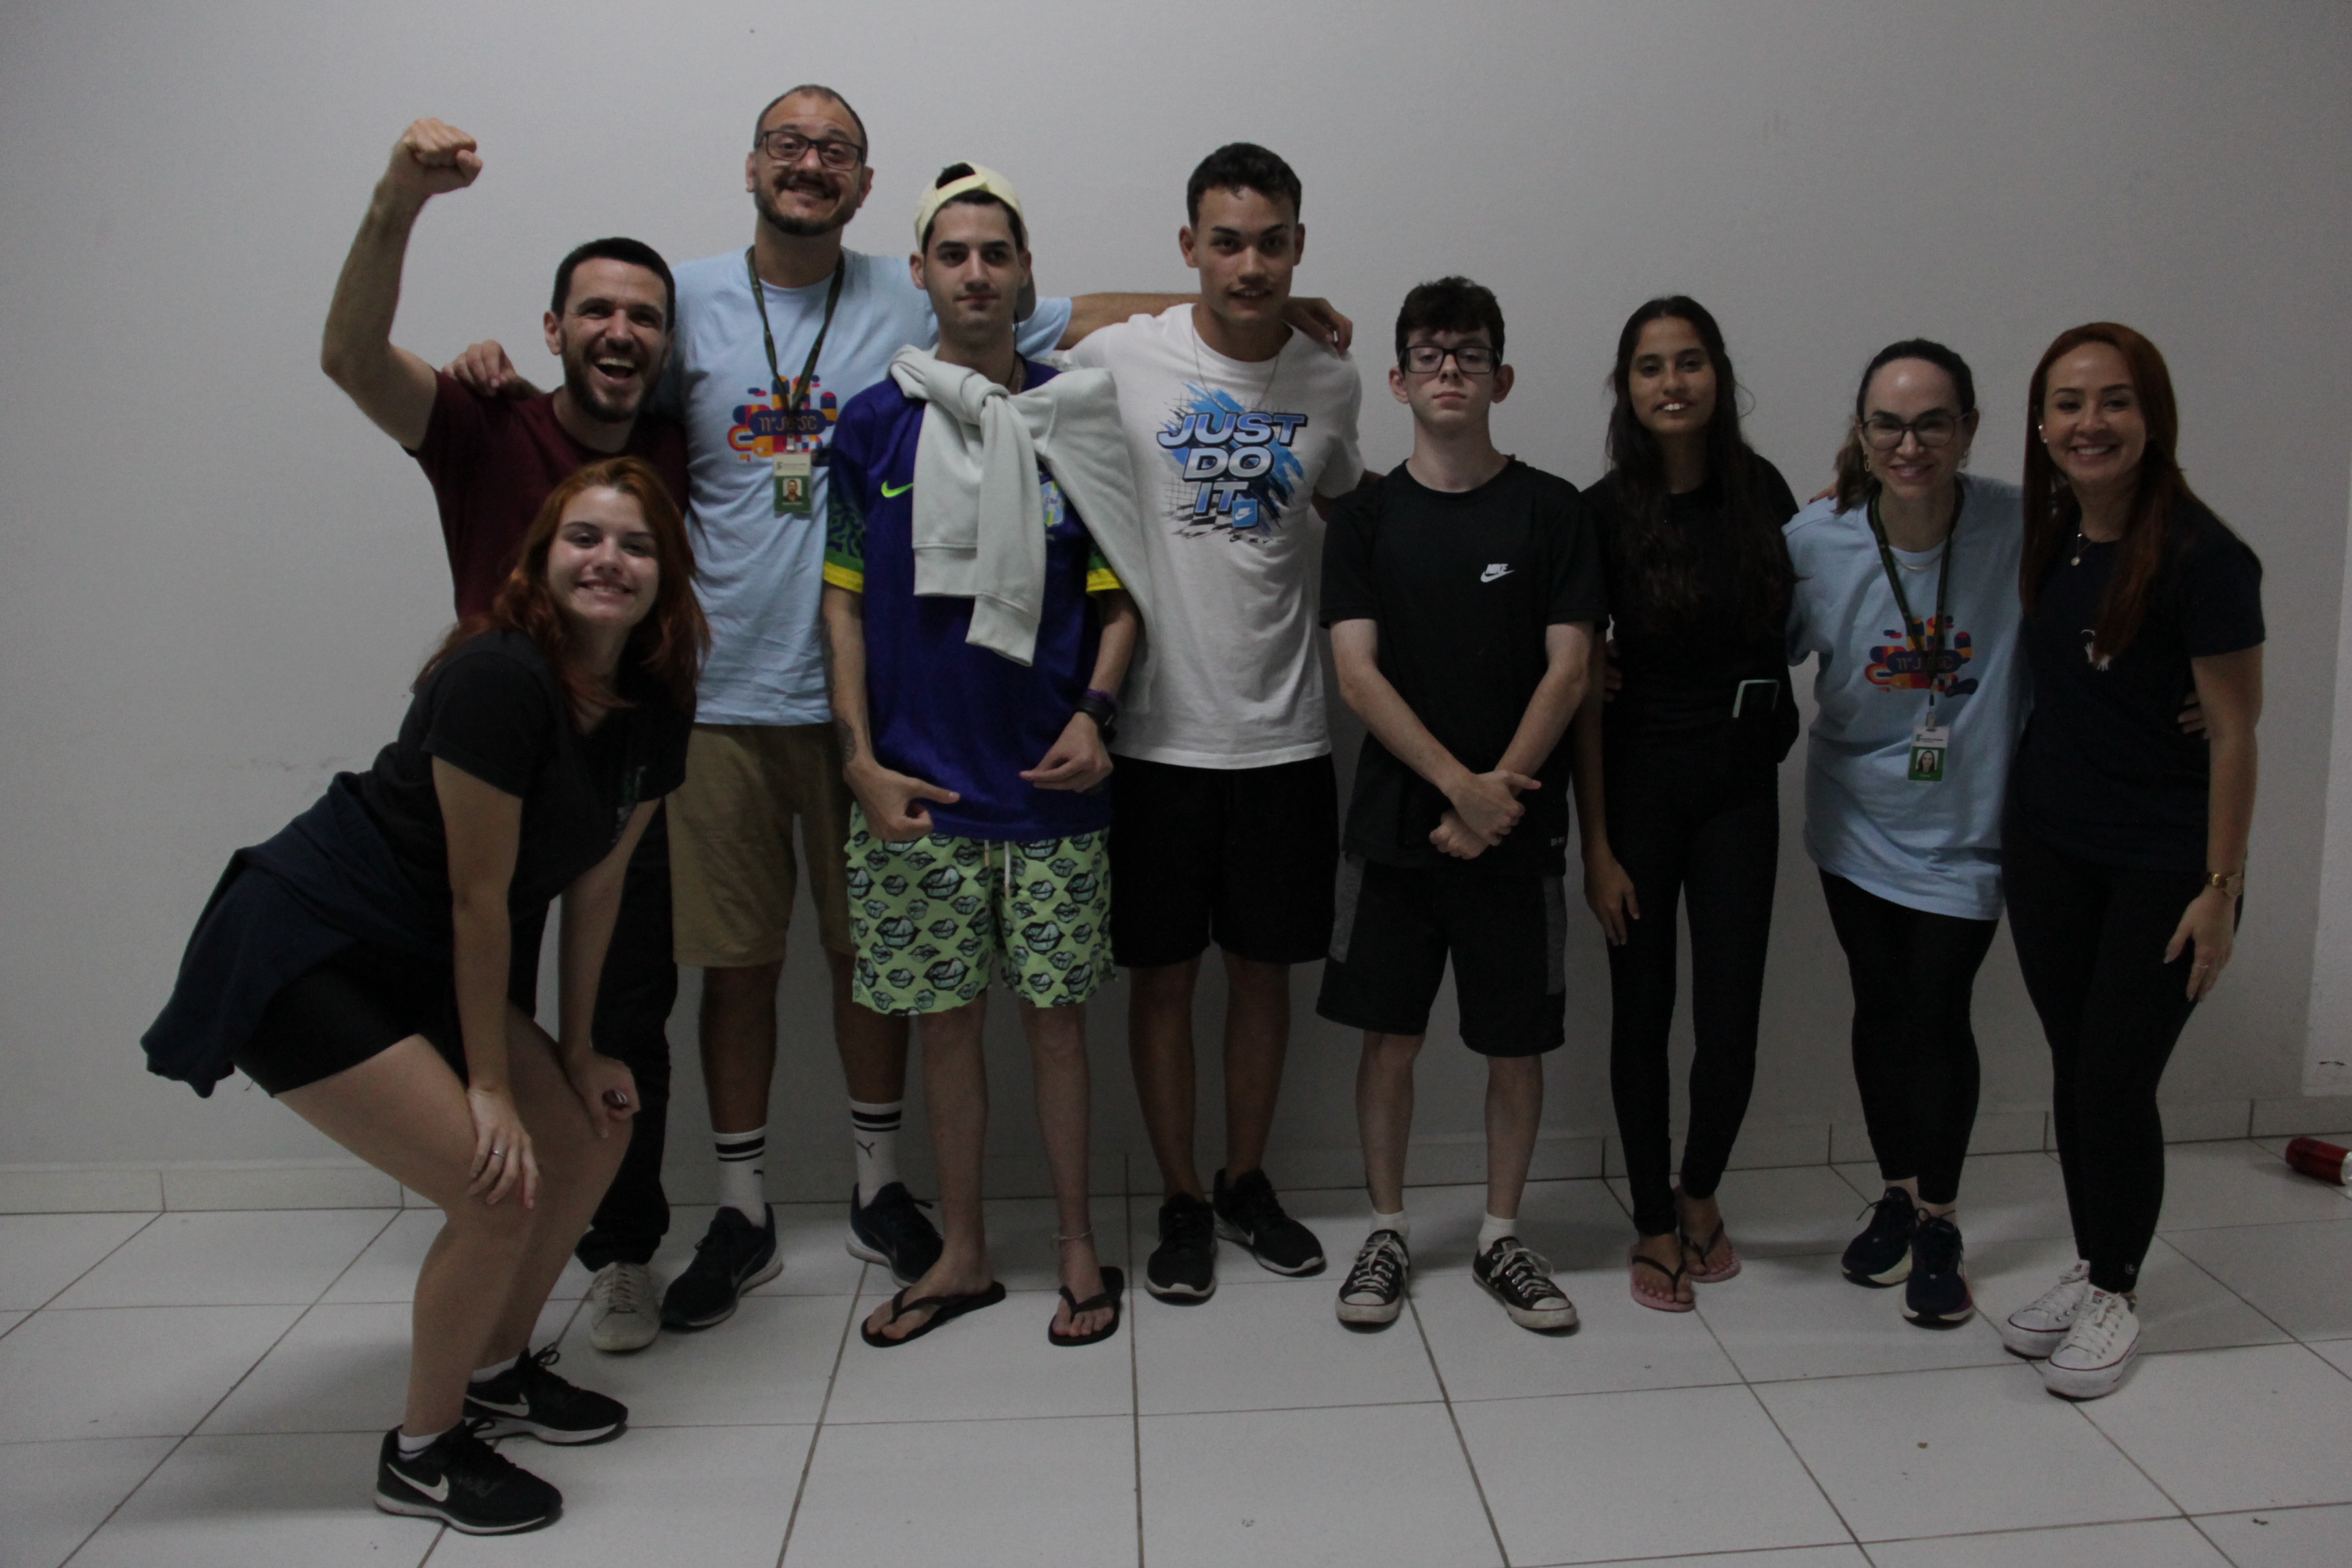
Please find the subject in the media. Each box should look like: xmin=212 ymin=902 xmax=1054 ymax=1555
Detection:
xmin=1863 ymin=478 xmax=1963 ymax=721
xmin=745 ymin=248 xmax=847 ymax=440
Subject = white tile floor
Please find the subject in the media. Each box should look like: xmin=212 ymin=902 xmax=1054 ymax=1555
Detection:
xmin=3 ymin=1139 xmax=2349 ymax=1567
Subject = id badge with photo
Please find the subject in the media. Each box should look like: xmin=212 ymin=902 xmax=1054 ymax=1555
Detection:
xmin=1908 ymin=723 xmax=1950 ymax=784
xmin=772 ymin=451 xmax=814 ymax=517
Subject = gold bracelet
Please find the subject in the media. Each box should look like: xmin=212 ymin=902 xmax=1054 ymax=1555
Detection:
xmin=2205 ymin=868 xmax=2246 ymax=898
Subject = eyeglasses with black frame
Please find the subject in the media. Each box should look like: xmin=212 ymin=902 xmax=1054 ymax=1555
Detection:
xmin=1399 ymin=343 xmax=1500 ymax=376
xmin=1860 ymin=412 xmax=1962 ymax=451
xmin=755 ymin=129 xmax=866 ymax=172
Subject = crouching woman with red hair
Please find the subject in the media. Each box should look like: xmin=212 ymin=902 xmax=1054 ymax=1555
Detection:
xmin=143 ymin=457 xmax=704 ymax=1533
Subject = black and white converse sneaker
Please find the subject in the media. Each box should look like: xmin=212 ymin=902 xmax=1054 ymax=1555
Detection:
xmin=462 ymin=1345 xmax=627 ymax=1445
xmin=1214 ymin=1168 xmax=1327 ymax=1277
xmin=1335 ymin=1230 xmax=1410 ymax=1328
xmin=1146 ymin=1192 xmax=1218 ymax=1301
xmin=1473 ymin=1236 xmax=1579 ymax=1332
xmin=375 ymin=1420 xmax=561 ymax=1535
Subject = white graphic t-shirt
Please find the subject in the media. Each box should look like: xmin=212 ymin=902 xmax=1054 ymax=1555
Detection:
xmin=662 ymin=247 xmax=1073 ymax=726
xmin=1070 ymin=306 xmax=1363 ymax=767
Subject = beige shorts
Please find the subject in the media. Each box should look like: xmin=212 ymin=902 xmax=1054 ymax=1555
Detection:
xmin=669 ymin=723 xmax=856 ymax=966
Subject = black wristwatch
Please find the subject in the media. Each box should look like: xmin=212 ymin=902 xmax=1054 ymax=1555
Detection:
xmin=1075 ymin=687 xmax=1119 ymax=743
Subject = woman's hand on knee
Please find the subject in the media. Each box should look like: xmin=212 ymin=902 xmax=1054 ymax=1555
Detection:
xmin=466 ymin=1085 xmax=539 ymax=1209
xmin=564 ymin=1051 xmax=640 ymax=1141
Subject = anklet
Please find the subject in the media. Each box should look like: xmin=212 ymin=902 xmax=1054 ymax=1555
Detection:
xmin=1052 ymin=1228 xmax=1094 ymax=1243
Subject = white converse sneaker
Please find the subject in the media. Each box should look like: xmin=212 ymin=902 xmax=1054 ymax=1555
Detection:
xmin=2001 ymin=1260 xmax=2090 ymax=1359
xmin=2040 ymin=1286 xmax=2140 ymax=1399
xmin=588 ymin=1262 xmax=662 ymax=1353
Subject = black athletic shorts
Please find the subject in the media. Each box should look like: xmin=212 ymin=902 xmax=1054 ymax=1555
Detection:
xmin=1109 ymin=755 xmax=1339 ymax=968
xmin=1314 ymin=855 xmax=1567 ymax=1057
xmin=235 ymin=941 xmax=478 ymax=1095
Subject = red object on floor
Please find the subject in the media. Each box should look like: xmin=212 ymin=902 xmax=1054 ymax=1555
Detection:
xmin=2284 ymin=1137 xmax=2350 ymax=1188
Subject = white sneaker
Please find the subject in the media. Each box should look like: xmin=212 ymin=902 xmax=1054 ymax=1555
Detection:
xmin=2040 ymin=1286 xmax=2140 ymax=1399
xmin=2001 ymin=1260 xmax=2090 ymax=1359
xmin=589 ymin=1262 xmax=663 ymax=1353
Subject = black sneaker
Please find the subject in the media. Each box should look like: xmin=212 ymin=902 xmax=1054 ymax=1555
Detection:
xmin=1335 ymin=1230 xmax=1410 ymax=1328
xmin=1213 ymin=1168 xmax=1326 ymax=1276
xmin=1901 ymin=1213 xmax=1974 ymax=1328
xmin=374 ymin=1420 xmax=561 ymax=1535
xmin=1146 ymin=1192 xmax=1218 ymax=1301
xmin=1842 ymin=1186 xmax=1917 ymax=1288
xmin=463 ymin=1345 xmax=627 ymax=1444
xmin=848 ymin=1181 xmax=944 ymax=1286
xmin=660 ymin=1204 xmax=782 ymax=1329
xmin=1473 ymin=1236 xmax=1580 ymax=1333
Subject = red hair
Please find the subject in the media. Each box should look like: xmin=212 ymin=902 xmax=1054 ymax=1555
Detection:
xmin=422 ymin=457 xmax=706 ymax=717
xmin=2020 ymin=323 xmax=2202 ymax=662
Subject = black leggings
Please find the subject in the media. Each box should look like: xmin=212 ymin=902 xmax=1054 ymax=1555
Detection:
xmin=1819 ymin=872 xmax=1998 ymax=1209
xmin=2004 ymin=822 xmax=2217 ymax=1294
xmin=1603 ymin=734 xmax=1779 ymax=1238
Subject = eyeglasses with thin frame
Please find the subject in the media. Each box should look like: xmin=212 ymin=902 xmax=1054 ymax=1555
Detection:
xmin=755 ymin=129 xmax=866 ymax=172
xmin=1860 ymin=412 xmax=1962 ymax=451
xmin=1400 ymin=344 xmax=1500 ymax=376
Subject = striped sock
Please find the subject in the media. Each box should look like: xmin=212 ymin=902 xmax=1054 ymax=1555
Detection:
xmin=715 ymin=1126 xmax=767 ymax=1222
xmin=849 ymin=1100 xmax=902 ymax=1206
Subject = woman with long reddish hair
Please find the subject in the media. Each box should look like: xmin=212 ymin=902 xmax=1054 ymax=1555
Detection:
xmin=1997 ymin=325 xmax=2263 ymax=1400
xmin=144 ymin=457 xmax=704 ymax=1531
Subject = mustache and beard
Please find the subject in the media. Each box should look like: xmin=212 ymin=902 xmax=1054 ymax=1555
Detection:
xmin=756 ymin=166 xmax=855 ymax=239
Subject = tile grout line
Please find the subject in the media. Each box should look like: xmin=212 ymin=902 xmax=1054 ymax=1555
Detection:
xmin=14 ymin=1210 xmax=166 ymax=1318
xmin=1404 ymin=1275 xmax=1512 ymax=1567
xmin=1125 ymin=1179 xmax=1146 ymax=1568
xmin=772 ymin=1258 xmax=868 ymax=1568
xmin=58 ymin=1207 xmax=410 ymax=1568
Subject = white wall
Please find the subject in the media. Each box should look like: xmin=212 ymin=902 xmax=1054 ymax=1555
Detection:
xmin=4 ymin=0 xmax=2349 ymax=1191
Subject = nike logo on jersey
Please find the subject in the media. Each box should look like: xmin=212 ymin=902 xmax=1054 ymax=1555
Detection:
xmin=881 ymin=479 xmax=914 ymax=498
xmin=1480 ymin=564 xmax=1514 ymax=583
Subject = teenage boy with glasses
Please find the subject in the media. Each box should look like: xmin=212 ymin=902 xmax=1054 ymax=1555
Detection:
xmin=1318 ymin=278 xmax=1599 ymax=1333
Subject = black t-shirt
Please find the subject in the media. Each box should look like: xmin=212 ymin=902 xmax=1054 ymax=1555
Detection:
xmin=1584 ymin=460 xmax=1800 ymax=746
xmin=357 ymin=630 xmax=693 ymax=917
xmin=1322 ymin=459 xmax=1605 ymax=872
xmin=2010 ymin=500 xmax=2264 ymax=870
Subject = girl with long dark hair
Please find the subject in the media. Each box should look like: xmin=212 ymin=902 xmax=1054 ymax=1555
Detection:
xmin=1571 ymin=297 xmax=1798 ymax=1311
xmin=1997 ymin=324 xmax=2262 ymax=1399
xmin=143 ymin=457 xmax=706 ymax=1533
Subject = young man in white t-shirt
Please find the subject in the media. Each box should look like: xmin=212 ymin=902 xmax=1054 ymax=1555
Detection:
xmin=1069 ymin=144 xmax=1364 ymax=1302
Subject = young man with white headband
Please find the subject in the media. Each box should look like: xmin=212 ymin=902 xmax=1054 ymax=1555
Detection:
xmin=1066 ymin=142 xmax=1363 ymax=1303
xmin=821 ymin=165 xmax=1149 ymax=1348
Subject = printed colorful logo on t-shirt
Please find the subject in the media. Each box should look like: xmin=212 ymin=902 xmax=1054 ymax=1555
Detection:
xmin=1154 ymin=386 xmax=1309 ymax=537
xmin=1866 ymin=615 xmax=1979 ymax=696
xmin=728 ymin=376 xmax=839 ymax=461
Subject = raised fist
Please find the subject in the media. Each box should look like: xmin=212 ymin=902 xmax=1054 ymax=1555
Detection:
xmin=387 ymin=118 xmax=482 ymax=199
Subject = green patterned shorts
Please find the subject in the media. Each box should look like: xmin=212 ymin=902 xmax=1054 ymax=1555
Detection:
xmin=845 ymin=807 xmax=1113 ymax=1016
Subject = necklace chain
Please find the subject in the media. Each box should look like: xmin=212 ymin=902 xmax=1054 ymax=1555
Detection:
xmin=1189 ymin=316 xmax=1283 ymax=413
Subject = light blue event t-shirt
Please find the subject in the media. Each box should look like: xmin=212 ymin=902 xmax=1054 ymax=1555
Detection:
xmin=1784 ymin=476 xmax=2029 ymax=921
xmin=661 ymin=248 xmax=1073 ymax=726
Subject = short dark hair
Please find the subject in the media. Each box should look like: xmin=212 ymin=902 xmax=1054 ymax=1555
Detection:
xmin=751 ymin=83 xmax=868 ymax=152
xmin=1394 ymin=276 xmax=1505 ymax=364
xmin=1185 ymin=142 xmax=1302 ymax=227
xmin=921 ymin=163 xmax=1027 ymax=252
xmin=550 ymin=238 xmax=676 ymax=330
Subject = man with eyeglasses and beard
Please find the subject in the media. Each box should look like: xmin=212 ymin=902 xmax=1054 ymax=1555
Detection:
xmin=320 ymin=116 xmax=689 ymax=1359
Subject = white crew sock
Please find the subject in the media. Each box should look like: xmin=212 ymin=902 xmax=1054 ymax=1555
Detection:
xmin=397 ymin=1426 xmax=449 ymax=1458
xmin=469 ymin=1355 xmax=517 ymax=1384
xmin=849 ymin=1098 xmax=903 ymax=1206
xmin=1372 ymin=1209 xmax=1410 ymax=1244
xmin=1477 ymin=1212 xmax=1517 ymax=1255
xmin=715 ymin=1126 xmax=768 ymax=1221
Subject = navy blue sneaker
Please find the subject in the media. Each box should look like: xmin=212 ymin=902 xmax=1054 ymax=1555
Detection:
xmin=1901 ymin=1213 xmax=1974 ymax=1328
xmin=660 ymin=1205 xmax=781 ymax=1329
xmin=1842 ymin=1186 xmax=1917 ymax=1288
xmin=848 ymin=1181 xmax=943 ymax=1286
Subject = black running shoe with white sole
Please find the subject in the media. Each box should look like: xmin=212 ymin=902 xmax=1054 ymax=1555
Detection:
xmin=1213 ymin=1167 xmax=1326 ymax=1276
xmin=1900 ymin=1214 xmax=1974 ymax=1328
xmin=375 ymin=1421 xmax=561 ymax=1535
xmin=1146 ymin=1192 xmax=1218 ymax=1301
xmin=661 ymin=1204 xmax=782 ymax=1329
xmin=848 ymin=1181 xmax=944 ymax=1286
xmin=1842 ymin=1186 xmax=1917 ymax=1287
xmin=1473 ymin=1236 xmax=1579 ymax=1332
xmin=463 ymin=1345 xmax=627 ymax=1444
xmin=1335 ymin=1230 xmax=1410 ymax=1327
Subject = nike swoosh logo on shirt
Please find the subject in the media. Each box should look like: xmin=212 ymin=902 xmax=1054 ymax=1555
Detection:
xmin=881 ymin=480 xmax=913 ymax=497
xmin=1480 ymin=564 xmax=1514 ymax=583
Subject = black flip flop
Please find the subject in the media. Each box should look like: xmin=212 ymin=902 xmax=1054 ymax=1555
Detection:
xmin=860 ymin=1280 xmax=1007 ymax=1348
xmin=1047 ymin=1265 xmax=1125 ymax=1347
